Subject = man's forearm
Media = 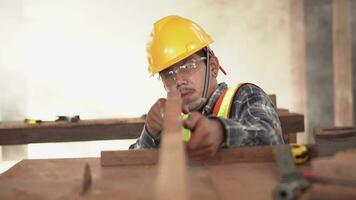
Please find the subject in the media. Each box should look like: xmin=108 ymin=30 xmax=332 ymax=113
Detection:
xmin=131 ymin=125 xmax=160 ymax=149
xmin=208 ymin=114 xmax=284 ymax=148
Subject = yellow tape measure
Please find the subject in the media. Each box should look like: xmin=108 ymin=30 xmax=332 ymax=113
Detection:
xmin=24 ymin=118 xmax=42 ymax=125
xmin=289 ymin=143 xmax=309 ymax=165
xmin=182 ymin=114 xmax=191 ymax=142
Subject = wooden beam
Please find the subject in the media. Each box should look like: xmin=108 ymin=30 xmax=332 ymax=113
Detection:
xmin=101 ymin=146 xmax=274 ymax=166
xmin=278 ymin=111 xmax=304 ymax=134
xmin=101 ymin=149 xmax=158 ymax=166
xmin=314 ymin=126 xmax=356 ymax=144
xmin=0 ymin=118 xmax=144 ymax=145
xmin=101 ymin=142 xmax=356 ymax=167
xmin=0 ymin=111 xmax=304 ymax=145
xmin=155 ymin=89 xmax=188 ymax=200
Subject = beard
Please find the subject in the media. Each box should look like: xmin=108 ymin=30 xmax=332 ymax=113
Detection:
xmin=186 ymin=97 xmax=207 ymax=111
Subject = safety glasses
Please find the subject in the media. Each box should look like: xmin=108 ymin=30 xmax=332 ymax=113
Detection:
xmin=159 ymin=57 xmax=207 ymax=86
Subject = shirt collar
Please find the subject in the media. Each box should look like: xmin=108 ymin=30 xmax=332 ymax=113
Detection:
xmin=202 ymin=82 xmax=228 ymax=115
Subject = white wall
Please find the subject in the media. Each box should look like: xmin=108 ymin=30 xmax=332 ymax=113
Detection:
xmin=20 ymin=0 xmax=293 ymax=119
xmin=0 ymin=0 xmax=294 ymax=159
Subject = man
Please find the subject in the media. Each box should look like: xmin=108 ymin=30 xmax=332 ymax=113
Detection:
xmin=130 ymin=15 xmax=284 ymax=159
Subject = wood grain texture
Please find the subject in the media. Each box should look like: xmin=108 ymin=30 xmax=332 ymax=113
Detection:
xmin=312 ymin=149 xmax=356 ymax=181
xmin=0 ymin=158 xmax=279 ymax=200
xmin=314 ymin=126 xmax=356 ymax=144
xmin=0 ymin=110 xmax=304 ymax=145
xmin=155 ymin=89 xmax=188 ymax=200
xmin=2 ymin=144 xmax=354 ymax=199
xmin=101 ymin=146 xmax=274 ymax=166
xmin=101 ymin=149 xmax=159 ymax=166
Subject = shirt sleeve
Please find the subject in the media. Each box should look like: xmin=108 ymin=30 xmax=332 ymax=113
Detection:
xmin=129 ymin=125 xmax=160 ymax=149
xmin=208 ymin=84 xmax=285 ymax=148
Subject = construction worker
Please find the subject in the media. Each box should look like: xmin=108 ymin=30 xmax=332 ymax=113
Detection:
xmin=130 ymin=15 xmax=284 ymax=159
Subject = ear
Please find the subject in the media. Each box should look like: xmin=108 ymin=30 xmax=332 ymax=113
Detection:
xmin=209 ymin=56 xmax=220 ymax=78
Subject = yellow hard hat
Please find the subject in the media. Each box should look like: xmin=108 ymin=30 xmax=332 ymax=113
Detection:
xmin=147 ymin=15 xmax=214 ymax=75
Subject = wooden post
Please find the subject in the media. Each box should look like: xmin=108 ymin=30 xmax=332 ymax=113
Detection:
xmin=156 ymin=89 xmax=188 ymax=200
xmin=304 ymin=0 xmax=334 ymax=143
xmin=333 ymin=0 xmax=353 ymax=126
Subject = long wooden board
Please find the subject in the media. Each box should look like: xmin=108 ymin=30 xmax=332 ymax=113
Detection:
xmin=0 ymin=110 xmax=304 ymax=145
xmin=101 ymin=146 xmax=274 ymax=166
xmin=155 ymin=89 xmax=188 ymax=200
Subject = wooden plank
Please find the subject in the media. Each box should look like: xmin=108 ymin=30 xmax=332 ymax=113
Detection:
xmin=312 ymin=149 xmax=356 ymax=182
xmin=333 ymin=0 xmax=354 ymax=126
xmin=278 ymin=111 xmax=304 ymax=134
xmin=303 ymin=184 xmax=356 ymax=200
xmin=101 ymin=142 xmax=356 ymax=167
xmin=155 ymin=89 xmax=188 ymax=200
xmin=0 ymin=118 xmax=144 ymax=145
xmin=314 ymin=126 xmax=356 ymax=144
xmin=315 ymin=126 xmax=356 ymax=138
xmin=0 ymin=158 xmax=279 ymax=200
xmin=101 ymin=146 xmax=274 ymax=166
xmin=2 ymin=143 xmax=356 ymax=199
xmin=0 ymin=111 xmax=303 ymax=145
xmin=282 ymin=132 xmax=297 ymax=143
xmin=101 ymin=149 xmax=158 ymax=166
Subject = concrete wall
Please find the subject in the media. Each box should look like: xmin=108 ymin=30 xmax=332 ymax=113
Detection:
xmin=352 ymin=0 xmax=356 ymax=125
xmin=333 ymin=0 xmax=353 ymax=126
xmin=304 ymin=0 xmax=334 ymax=143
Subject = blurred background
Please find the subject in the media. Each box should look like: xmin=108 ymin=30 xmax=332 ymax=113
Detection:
xmin=0 ymin=0 xmax=355 ymax=171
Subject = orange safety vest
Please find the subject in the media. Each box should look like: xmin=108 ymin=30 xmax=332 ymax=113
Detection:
xmin=212 ymin=84 xmax=244 ymax=118
xmin=182 ymin=84 xmax=245 ymax=142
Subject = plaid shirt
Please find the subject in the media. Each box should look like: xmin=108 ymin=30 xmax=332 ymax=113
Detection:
xmin=130 ymin=82 xmax=284 ymax=149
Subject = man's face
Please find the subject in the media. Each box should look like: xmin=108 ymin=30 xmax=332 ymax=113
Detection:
xmin=160 ymin=54 xmax=206 ymax=106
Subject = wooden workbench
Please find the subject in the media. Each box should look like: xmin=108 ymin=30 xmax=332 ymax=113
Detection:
xmin=0 ymin=147 xmax=279 ymax=200
xmin=1 ymin=145 xmax=355 ymax=200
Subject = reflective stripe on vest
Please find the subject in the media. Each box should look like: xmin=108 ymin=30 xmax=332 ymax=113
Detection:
xmin=212 ymin=84 xmax=243 ymax=118
xmin=182 ymin=84 xmax=244 ymax=142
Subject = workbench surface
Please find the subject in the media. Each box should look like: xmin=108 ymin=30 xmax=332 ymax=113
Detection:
xmin=0 ymin=154 xmax=278 ymax=199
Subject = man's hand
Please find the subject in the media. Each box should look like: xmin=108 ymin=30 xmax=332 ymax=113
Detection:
xmin=184 ymin=112 xmax=225 ymax=160
xmin=146 ymin=98 xmax=189 ymax=137
xmin=146 ymin=98 xmax=166 ymax=137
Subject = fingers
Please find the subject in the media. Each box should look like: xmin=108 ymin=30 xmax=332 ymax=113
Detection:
xmin=157 ymin=99 xmax=166 ymax=119
xmin=183 ymin=112 xmax=202 ymax=130
xmin=182 ymin=103 xmax=189 ymax=114
xmin=185 ymin=113 xmax=212 ymax=151
xmin=146 ymin=98 xmax=166 ymax=135
xmin=184 ymin=114 xmax=222 ymax=159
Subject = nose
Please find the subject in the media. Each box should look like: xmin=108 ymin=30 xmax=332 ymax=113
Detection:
xmin=175 ymin=73 xmax=186 ymax=87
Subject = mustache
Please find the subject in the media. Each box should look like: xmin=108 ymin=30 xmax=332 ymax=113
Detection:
xmin=178 ymin=87 xmax=195 ymax=93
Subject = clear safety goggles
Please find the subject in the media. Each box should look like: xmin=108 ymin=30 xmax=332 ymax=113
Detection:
xmin=159 ymin=57 xmax=207 ymax=86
